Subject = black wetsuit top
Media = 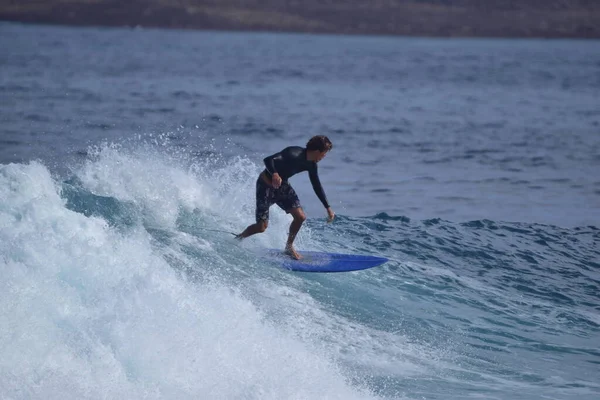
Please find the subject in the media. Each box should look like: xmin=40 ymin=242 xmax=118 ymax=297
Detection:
xmin=263 ymin=146 xmax=330 ymax=209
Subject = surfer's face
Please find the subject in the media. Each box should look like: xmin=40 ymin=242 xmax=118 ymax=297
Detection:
xmin=315 ymin=150 xmax=328 ymax=162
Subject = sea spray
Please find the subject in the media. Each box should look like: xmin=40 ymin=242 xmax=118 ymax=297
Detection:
xmin=0 ymin=160 xmax=379 ymax=399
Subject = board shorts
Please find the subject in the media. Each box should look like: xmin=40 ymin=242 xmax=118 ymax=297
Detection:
xmin=255 ymin=176 xmax=301 ymax=222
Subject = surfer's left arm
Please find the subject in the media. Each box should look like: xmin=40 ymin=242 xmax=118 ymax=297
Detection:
xmin=309 ymin=166 xmax=335 ymax=222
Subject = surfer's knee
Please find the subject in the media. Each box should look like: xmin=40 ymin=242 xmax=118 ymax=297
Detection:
xmin=293 ymin=209 xmax=306 ymax=223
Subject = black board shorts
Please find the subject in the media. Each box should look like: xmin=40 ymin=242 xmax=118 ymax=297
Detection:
xmin=255 ymin=176 xmax=301 ymax=222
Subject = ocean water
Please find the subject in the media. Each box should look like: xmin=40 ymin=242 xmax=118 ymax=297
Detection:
xmin=1 ymin=22 xmax=599 ymax=399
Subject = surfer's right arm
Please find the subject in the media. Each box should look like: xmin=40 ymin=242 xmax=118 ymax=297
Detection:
xmin=263 ymin=152 xmax=283 ymax=188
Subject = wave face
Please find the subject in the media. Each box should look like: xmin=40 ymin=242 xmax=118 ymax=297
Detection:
xmin=1 ymin=144 xmax=598 ymax=399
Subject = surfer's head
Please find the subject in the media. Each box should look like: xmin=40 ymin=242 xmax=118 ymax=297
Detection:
xmin=307 ymin=135 xmax=332 ymax=162
xmin=307 ymin=135 xmax=333 ymax=153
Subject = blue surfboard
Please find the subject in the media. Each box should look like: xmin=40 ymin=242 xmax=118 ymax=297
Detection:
xmin=265 ymin=250 xmax=388 ymax=273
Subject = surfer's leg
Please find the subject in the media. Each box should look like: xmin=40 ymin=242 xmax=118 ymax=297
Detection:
xmin=275 ymin=182 xmax=304 ymax=259
xmin=236 ymin=176 xmax=272 ymax=240
xmin=284 ymin=207 xmax=306 ymax=260
xmin=235 ymin=220 xmax=268 ymax=240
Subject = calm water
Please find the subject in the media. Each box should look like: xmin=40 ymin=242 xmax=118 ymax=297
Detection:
xmin=1 ymin=22 xmax=599 ymax=399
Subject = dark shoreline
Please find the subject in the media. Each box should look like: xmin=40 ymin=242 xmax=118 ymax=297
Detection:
xmin=1 ymin=0 xmax=600 ymax=39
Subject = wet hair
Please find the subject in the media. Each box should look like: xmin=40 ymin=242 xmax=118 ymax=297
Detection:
xmin=306 ymin=135 xmax=333 ymax=152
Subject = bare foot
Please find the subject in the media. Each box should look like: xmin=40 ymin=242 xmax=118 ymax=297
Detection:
xmin=284 ymin=246 xmax=302 ymax=260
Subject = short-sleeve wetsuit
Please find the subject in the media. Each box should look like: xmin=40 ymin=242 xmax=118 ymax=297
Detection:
xmin=255 ymin=146 xmax=329 ymax=222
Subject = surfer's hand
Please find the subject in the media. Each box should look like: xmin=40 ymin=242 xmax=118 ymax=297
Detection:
xmin=272 ymin=173 xmax=282 ymax=189
xmin=326 ymin=207 xmax=335 ymax=223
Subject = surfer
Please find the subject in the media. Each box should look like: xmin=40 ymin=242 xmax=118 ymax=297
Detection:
xmin=235 ymin=135 xmax=335 ymax=260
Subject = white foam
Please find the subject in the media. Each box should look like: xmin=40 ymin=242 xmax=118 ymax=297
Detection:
xmin=0 ymin=161 xmax=377 ymax=399
xmin=78 ymin=143 xmax=212 ymax=228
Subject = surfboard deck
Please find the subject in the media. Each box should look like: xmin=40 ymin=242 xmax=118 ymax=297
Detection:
xmin=264 ymin=249 xmax=388 ymax=272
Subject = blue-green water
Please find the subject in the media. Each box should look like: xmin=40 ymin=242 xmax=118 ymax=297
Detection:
xmin=1 ymin=22 xmax=599 ymax=399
